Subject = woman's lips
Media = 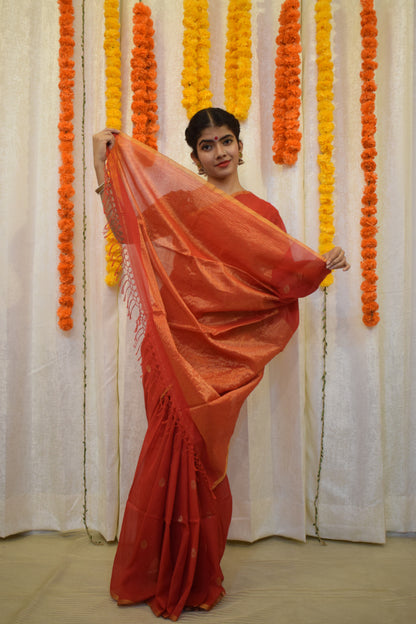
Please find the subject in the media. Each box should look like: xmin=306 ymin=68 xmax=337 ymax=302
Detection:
xmin=216 ymin=160 xmax=231 ymax=168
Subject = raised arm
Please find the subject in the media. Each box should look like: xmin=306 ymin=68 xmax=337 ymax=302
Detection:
xmin=92 ymin=128 xmax=127 ymax=243
xmin=92 ymin=128 xmax=119 ymax=190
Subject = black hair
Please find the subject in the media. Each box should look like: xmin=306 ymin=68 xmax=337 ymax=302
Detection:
xmin=185 ymin=107 xmax=241 ymax=154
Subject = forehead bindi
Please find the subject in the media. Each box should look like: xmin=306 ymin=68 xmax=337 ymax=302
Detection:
xmin=197 ymin=126 xmax=234 ymax=145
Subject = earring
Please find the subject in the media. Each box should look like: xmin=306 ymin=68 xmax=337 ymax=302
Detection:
xmin=238 ymin=152 xmax=244 ymax=165
xmin=196 ymin=161 xmax=206 ymax=175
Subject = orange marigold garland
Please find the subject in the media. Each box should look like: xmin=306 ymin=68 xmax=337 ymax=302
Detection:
xmin=272 ymin=0 xmax=302 ymax=165
xmin=103 ymin=0 xmax=123 ymax=286
xmin=360 ymin=0 xmax=379 ymax=326
xmin=224 ymin=0 xmax=252 ymax=121
xmin=181 ymin=0 xmax=212 ymax=119
xmin=57 ymin=0 xmax=76 ymax=331
xmin=131 ymin=3 xmax=159 ymax=148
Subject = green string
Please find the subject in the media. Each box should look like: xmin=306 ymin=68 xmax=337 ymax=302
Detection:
xmin=80 ymin=0 xmax=102 ymax=546
xmin=313 ymin=286 xmax=327 ymax=545
xmin=80 ymin=0 xmax=89 ymax=540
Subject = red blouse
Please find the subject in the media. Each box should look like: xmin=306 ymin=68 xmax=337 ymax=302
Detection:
xmin=234 ymin=190 xmax=287 ymax=232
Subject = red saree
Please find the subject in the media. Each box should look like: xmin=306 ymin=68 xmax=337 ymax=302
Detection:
xmin=104 ymin=133 xmax=329 ymax=620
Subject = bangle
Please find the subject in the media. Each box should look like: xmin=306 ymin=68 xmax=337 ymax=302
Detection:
xmin=95 ymin=182 xmax=105 ymax=195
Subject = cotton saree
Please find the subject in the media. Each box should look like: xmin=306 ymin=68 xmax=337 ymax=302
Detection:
xmin=103 ymin=133 xmax=329 ymax=620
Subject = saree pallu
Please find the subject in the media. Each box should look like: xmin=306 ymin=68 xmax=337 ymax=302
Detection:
xmin=104 ymin=133 xmax=329 ymax=620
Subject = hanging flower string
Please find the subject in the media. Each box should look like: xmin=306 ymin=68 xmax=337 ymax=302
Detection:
xmin=272 ymin=0 xmax=302 ymax=165
xmin=131 ymin=2 xmax=159 ymax=148
xmin=312 ymin=289 xmax=328 ymax=545
xmin=57 ymin=0 xmax=76 ymax=331
xmin=103 ymin=0 xmax=123 ymax=286
xmin=224 ymin=0 xmax=252 ymax=121
xmin=315 ymin=0 xmax=335 ymax=289
xmin=312 ymin=0 xmax=336 ymax=544
xmin=80 ymin=0 xmax=102 ymax=545
xmin=360 ymin=0 xmax=379 ymax=326
xmin=181 ymin=0 xmax=212 ymax=119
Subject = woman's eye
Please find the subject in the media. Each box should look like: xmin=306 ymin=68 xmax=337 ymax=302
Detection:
xmin=223 ymin=138 xmax=233 ymax=145
xmin=201 ymin=144 xmax=212 ymax=151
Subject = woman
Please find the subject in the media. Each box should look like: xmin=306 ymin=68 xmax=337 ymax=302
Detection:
xmin=93 ymin=108 xmax=349 ymax=621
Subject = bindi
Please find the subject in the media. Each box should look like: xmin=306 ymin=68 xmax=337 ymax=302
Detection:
xmin=214 ymin=136 xmax=218 ymax=141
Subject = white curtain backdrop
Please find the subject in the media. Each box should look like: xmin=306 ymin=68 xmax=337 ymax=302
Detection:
xmin=0 ymin=0 xmax=415 ymax=544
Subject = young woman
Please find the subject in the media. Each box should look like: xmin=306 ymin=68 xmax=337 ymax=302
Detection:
xmin=93 ymin=108 xmax=349 ymax=621
xmin=94 ymin=108 xmax=349 ymax=271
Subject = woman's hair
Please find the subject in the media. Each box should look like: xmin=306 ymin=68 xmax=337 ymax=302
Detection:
xmin=185 ymin=107 xmax=241 ymax=154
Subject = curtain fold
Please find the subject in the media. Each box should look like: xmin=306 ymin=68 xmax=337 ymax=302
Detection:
xmin=0 ymin=0 xmax=415 ymax=543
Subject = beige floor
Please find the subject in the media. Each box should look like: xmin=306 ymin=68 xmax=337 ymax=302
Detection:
xmin=1 ymin=531 xmax=415 ymax=624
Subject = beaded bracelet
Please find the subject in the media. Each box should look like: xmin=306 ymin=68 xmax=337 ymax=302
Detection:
xmin=95 ymin=182 xmax=105 ymax=195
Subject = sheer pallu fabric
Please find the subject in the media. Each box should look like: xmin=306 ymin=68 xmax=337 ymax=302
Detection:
xmin=104 ymin=133 xmax=329 ymax=620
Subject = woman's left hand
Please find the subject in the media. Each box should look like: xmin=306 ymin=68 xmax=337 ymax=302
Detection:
xmin=323 ymin=246 xmax=351 ymax=271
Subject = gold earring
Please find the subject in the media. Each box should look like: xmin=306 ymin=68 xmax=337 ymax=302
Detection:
xmin=196 ymin=161 xmax=206 ymax=175
xmin=238 ymin=152 xmax=244 ymax=165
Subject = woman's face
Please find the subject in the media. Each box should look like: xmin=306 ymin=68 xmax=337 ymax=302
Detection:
xmin=192 ymin=125 xmax=241 ymax=182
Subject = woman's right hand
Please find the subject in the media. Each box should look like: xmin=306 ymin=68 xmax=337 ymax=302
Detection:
xmin=93 ymin=128 xmax=120 ymax=184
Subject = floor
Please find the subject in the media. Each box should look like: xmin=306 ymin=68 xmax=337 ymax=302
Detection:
xmin=1 ymin=531 xmax=415 ymax=623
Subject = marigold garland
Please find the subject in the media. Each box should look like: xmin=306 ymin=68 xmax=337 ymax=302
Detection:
xmin=181 ymin=0 xmax=212 ymax=119
xmin=311 ymin=0 xmax=337 ymax=544
xmin=57 ymin=0 xmax=76 ymax=331
xmin=103 ymin=0 xmax=123 ymax=286
xmin=360 ymin=0 xmax=379 ymax=326
xmin=272 ymin=0 xmax=302 ymax=165
xmin=224 ymin=0 xmax=252 ymax=121
xmin=131 ymin=3 xmax=159 ymax=148
xmin=315 ymin=0 xmax=335 ymax=288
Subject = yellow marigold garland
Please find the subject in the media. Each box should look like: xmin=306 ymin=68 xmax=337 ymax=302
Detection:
xmin=272 ymin=0 xmax=302 ymax=165
xmin=131 ymin=3 xmax=159 ymax=148
xmin=360 ymin=0 xmax=379 ymax=326
xmin=103 ymin=0 xmax=123 ymax=286
xmin=57 ymin=0 xmax=75 ymax=331
xmin=315 ymin=0 xmax=335 ymax=288
xmin=224 ymin=0 xmax=252 ymax=121
xmin=181 ymin=0 xmax=212 ymax=119
xmin=312 ymin=0 xmax=337 ymax=544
